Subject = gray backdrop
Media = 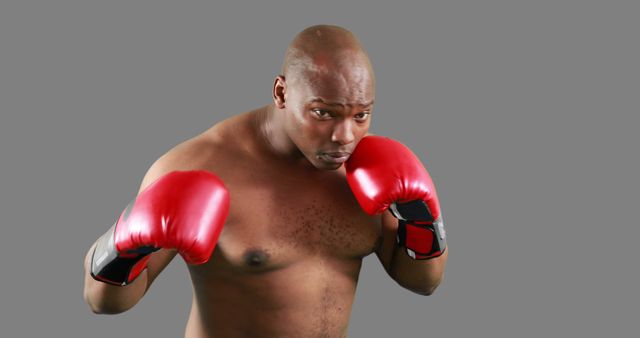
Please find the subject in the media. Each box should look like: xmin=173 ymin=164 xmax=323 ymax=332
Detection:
xmin=1 ymin=0 xmax=638 ymax=337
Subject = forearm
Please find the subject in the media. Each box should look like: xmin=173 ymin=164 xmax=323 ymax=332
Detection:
xmin=83 ymin=241 xmax=147 ymax=314
xmin=390 ymin=244 xmax=448 ymax=296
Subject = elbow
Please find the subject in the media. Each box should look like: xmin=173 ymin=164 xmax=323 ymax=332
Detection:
xmin=423 ymin=275 xmax=446 ymax=296
xmin=406 ymin=283 xmax=440 ymax=296
xmin=408 ymin=279 xmax=443 ymax=297
xmin=93 ymin=308 xmax=129 ymax=315
xmin=416 ymin=284 xmax=439 ymax=296
xmin=394 ymin=275 xmax=444 ymax=296
xmin=85 ymin=298 xmax=131 ymax=315
xmin=83 ymin=289 xmax=133 ymax=315
xmin=86 ymin=302 xmax=110 ymax=315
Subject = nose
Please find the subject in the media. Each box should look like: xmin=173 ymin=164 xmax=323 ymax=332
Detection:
xmin=331 ymin=119 xmax=355 ymax=145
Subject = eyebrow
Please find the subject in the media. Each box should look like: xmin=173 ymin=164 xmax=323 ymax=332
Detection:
xmin=309 ymin=97 xmax=374 ymax=107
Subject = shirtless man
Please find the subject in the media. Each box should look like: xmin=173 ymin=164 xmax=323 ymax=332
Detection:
xmin=83 ymin=24 xmax=448 ymax=338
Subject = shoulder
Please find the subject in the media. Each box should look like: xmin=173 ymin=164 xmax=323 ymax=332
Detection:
xmin=137 ymin=120 xmax=242 ymax=194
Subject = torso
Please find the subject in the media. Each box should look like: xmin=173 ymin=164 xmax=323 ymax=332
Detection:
xmin=183 ymin=108 xmax=382 ymax=338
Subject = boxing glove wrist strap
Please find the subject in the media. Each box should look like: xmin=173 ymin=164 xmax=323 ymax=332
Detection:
xmin=90 ymin=222 xmax=155 ymax=286
xmin=391 ymin=200 xmax=447 ymax=260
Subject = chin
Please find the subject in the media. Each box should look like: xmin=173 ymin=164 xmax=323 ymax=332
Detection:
xmin=316 ymin=160 xmax=343 ymax=171
xmin=322 ymin=164 xmax=343 ymax=171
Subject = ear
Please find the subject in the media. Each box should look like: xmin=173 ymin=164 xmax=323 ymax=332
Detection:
xmin=273 ymin=75 xmax=286 ymax=109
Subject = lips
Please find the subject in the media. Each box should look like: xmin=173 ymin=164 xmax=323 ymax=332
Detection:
xmin=320 ymin=152 xmax=351 ymax=164
xmin=324 ymin=152 xmax=351 ymax=158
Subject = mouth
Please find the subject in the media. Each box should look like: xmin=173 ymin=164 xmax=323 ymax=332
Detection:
xmin=319 ymin=152 xmax=351 ymax=164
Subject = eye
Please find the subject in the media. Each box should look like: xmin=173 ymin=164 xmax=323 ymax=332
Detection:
xmin=312 ymin=109 xmax=333 ymax=120
xmin=354 ymin=112 xmax=371 ymax=122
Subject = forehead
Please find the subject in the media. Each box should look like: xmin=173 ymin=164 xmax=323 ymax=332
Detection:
xmin=295 ymin=64 xmax=375 ymax=106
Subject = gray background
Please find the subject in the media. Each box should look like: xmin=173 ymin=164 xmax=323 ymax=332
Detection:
xmin=1 ymin=0 xmax=638 ymax=337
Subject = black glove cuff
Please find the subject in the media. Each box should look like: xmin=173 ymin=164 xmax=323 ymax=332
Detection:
xmin=90 ymin=223 xmax=151 ymax=286
xmin=389 ymin=200 xmax=434 ymax=222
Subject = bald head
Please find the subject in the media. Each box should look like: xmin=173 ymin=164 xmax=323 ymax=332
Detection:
xmin=267 ymin=25 xmax=376 ymax=170
xmin=281 ymin=25 xmax=374 ymax=87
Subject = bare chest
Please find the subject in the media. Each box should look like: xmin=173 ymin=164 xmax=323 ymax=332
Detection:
xmin=204 ymin=165 xmax=382 ymax=274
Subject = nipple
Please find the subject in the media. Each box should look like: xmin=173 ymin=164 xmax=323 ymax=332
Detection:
xmin=243 ymin=249 xmax=269 ymax=267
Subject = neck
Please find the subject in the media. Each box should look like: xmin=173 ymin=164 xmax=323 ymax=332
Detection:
xmin=255 ymin=105 xmax=304 ymax=161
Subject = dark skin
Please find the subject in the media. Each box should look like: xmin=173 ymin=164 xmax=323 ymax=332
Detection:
xmin=83 ymin=25 xmax=447 ymax=338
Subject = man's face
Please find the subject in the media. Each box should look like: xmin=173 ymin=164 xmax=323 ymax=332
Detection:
xmin=283 ymin=62 xmax=375 ymax=170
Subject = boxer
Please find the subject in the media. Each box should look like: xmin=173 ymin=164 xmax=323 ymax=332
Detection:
xmin=83 ymin=24 xmax=447 ymax=338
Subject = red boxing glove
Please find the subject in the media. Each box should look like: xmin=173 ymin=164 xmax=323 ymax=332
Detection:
xmin=91 ymin=170 xmax=230 ymax=285
xmin=346 ymin=136 xmax=446 ymax=259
